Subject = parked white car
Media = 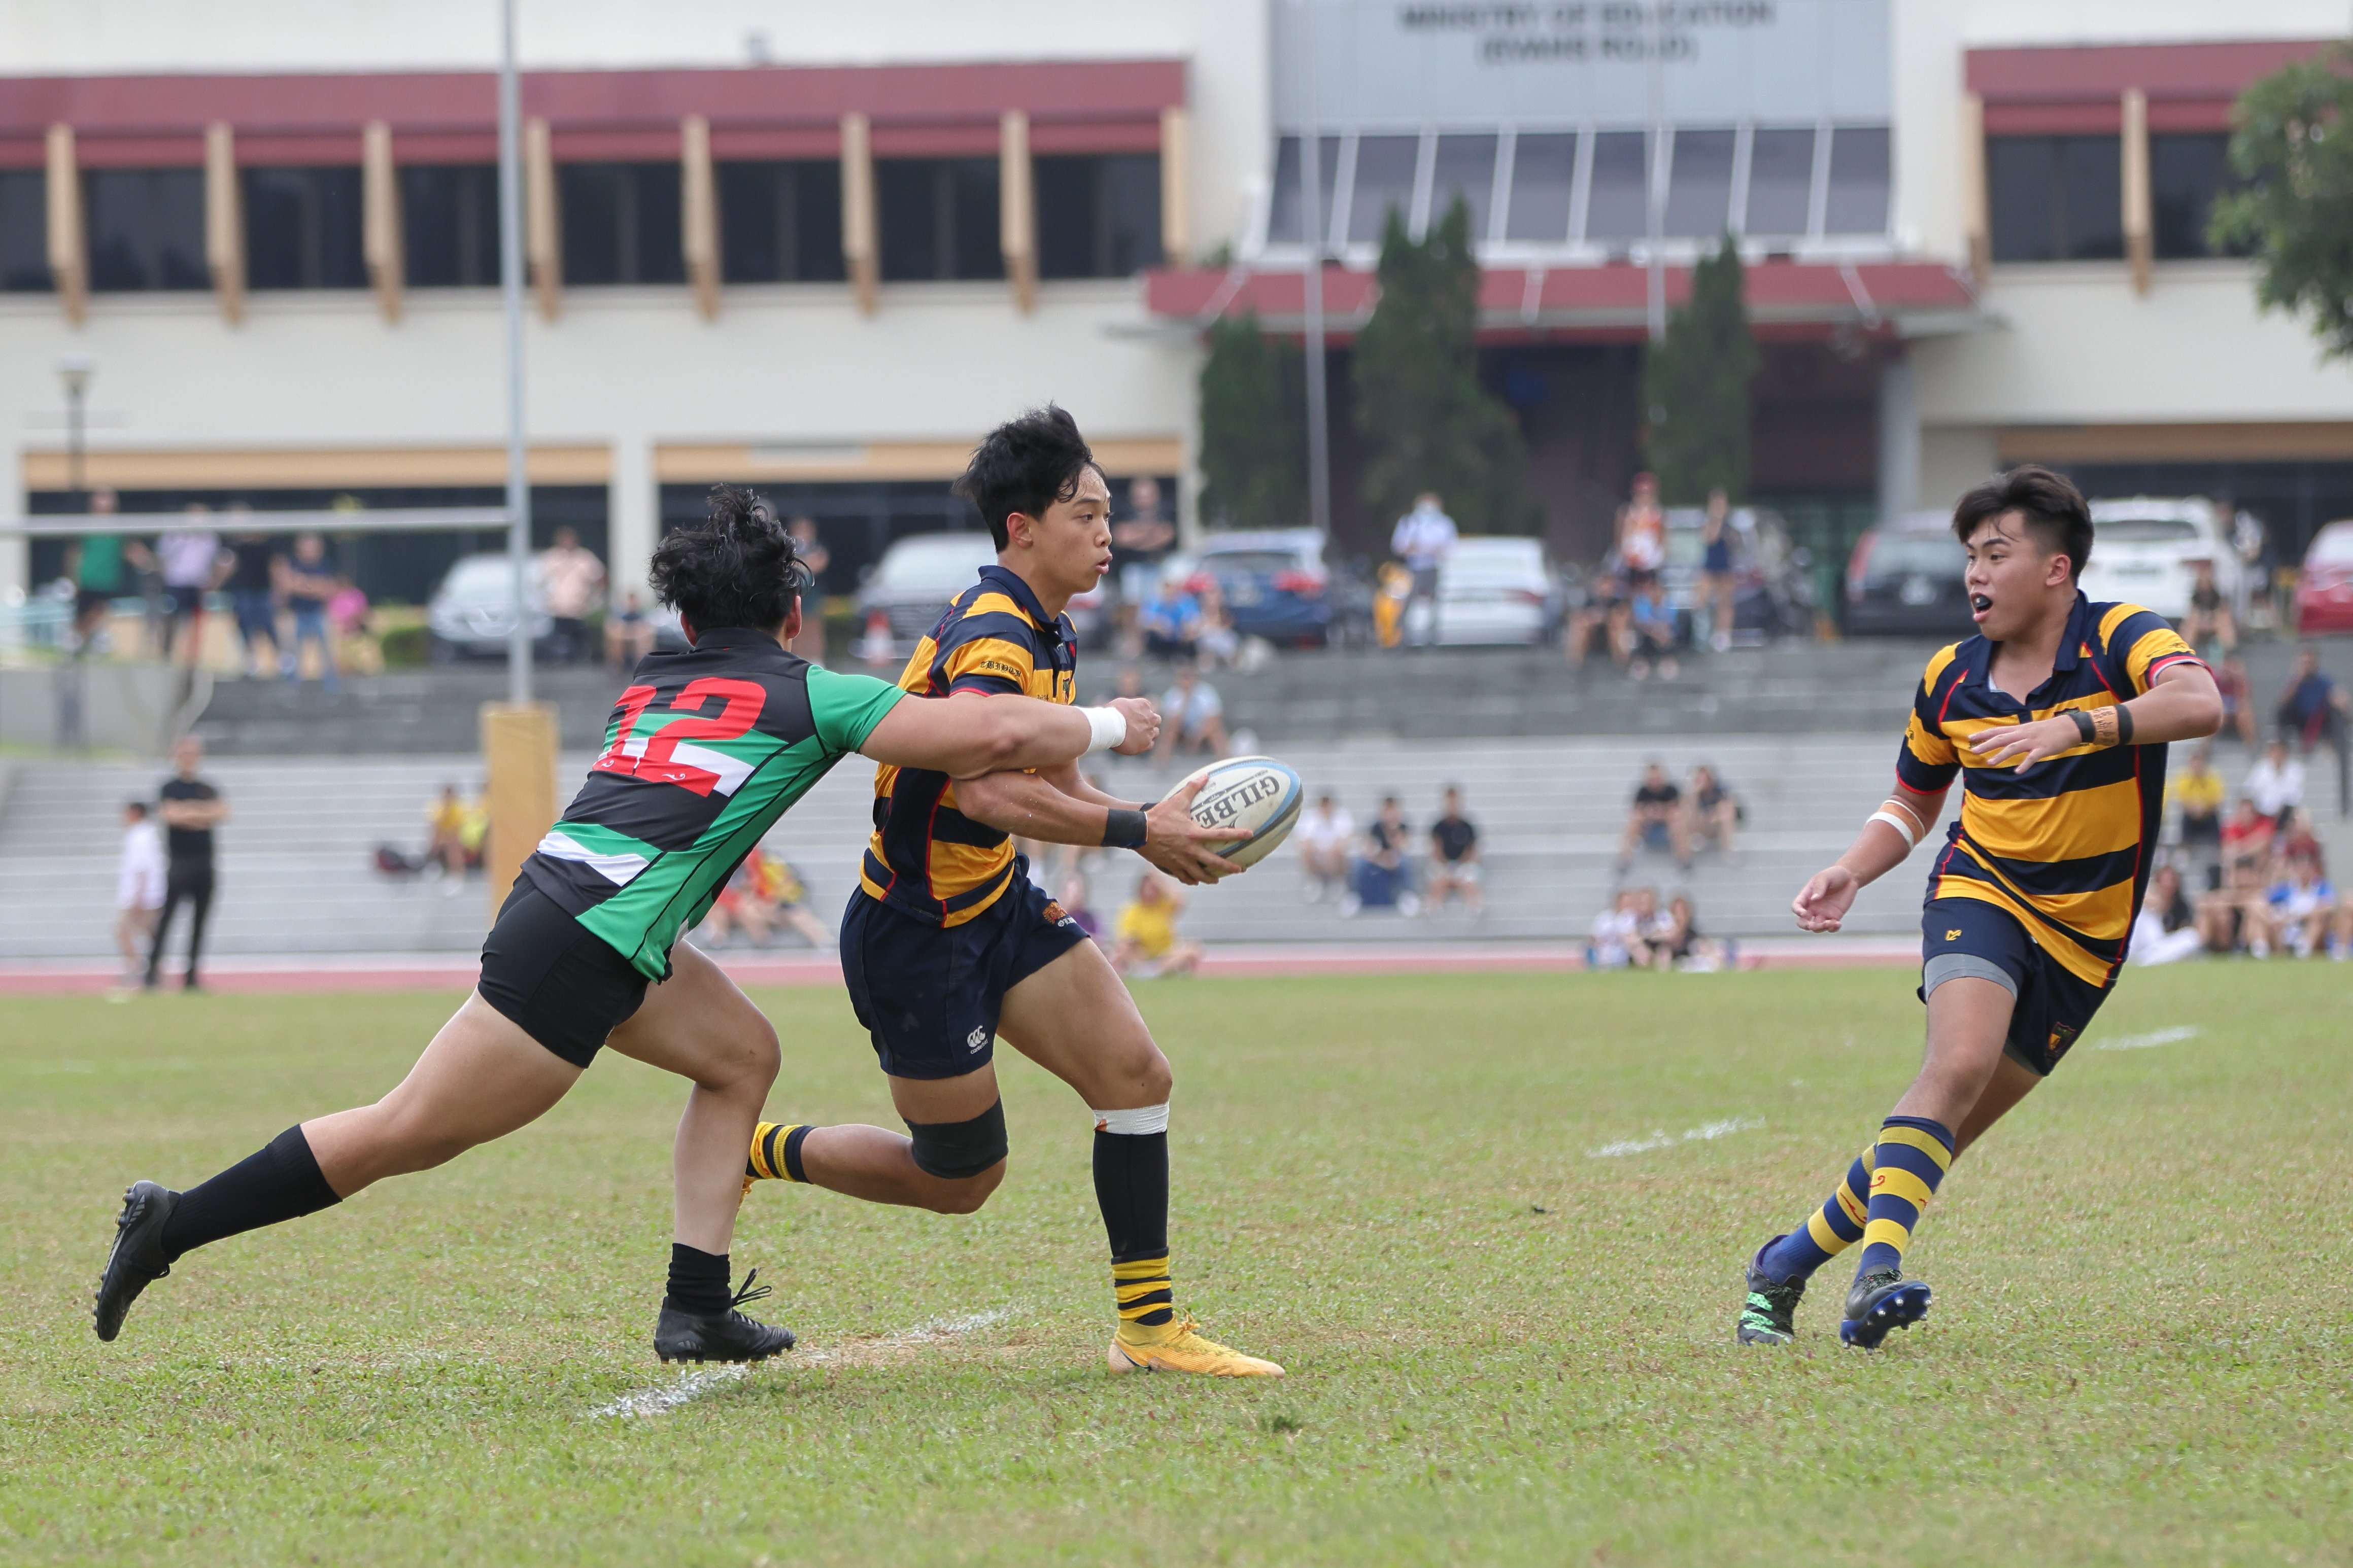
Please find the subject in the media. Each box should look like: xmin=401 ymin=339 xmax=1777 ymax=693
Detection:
xmin=1435 ymin=536 xmax=1561 ymax=645
xmin=2080 ymin=498 xmax=2242 ymax=621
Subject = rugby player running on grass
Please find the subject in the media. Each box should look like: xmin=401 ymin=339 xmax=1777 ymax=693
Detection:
xmin=1737 ymin=465 xmax=2221 ymax=1349
xmin=741 ymin=405 xmax=1286 ymax=1377
xmin=94 ymin=487 xmax=1163 ymax=1363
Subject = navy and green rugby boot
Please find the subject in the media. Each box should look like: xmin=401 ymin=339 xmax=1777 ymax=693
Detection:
xmin=1839 ymin=1266 xmax=1931 ymax=1349
xmin=1735 ymin=1237 xmax=1805 ymax=1345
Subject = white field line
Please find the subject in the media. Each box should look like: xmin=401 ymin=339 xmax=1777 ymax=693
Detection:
xmin=1587 ymin=1117 xmax=1763 ymax=1159
xmin=584 ymin=1307 xmax=1016 ymax=1420
xmin=2096 ymin=1025 xmax=2202 ymax=1052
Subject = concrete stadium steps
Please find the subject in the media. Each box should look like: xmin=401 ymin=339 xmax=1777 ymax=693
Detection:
xmin=0 ymin=736 xmax=1949 ymax=959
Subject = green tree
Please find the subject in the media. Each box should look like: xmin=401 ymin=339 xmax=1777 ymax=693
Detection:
xmin=1351 ymin=197 xmax=1535 ymax=535
xmin=1641 ymin=235 xmax=1758 ymax=505
xmin=2211 ymin=44 xmax=2353 ymax=358
xmin=1197 ymin=310 xmax=1307 ymax=530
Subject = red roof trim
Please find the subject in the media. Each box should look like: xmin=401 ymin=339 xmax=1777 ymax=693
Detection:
xmin=1967 ymin=39 xmax=2333 ymax=103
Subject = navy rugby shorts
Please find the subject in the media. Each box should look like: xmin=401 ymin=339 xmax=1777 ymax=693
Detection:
xmin=1919 ymin=895 xmax=2111 ymax=1076
xmin=840 ymin=859 xmax=1088 ymax=1081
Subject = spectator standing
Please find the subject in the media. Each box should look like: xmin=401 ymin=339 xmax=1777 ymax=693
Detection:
xmin=605 ymin=589 xmax=658 ymax=674
xmin=68 ymin=488 xmax=140 ymax=654
xmin=786 ymin=517 xmax=830 ymax=661
xmin=1344 ymin=795 xmax=1419 ymax=916
xmin=1426 ymin=785 xmax=1483 ymax=918
xmin=1697 ymin=488 xmax=1738 ymax=653
xmin=1137 ymin=576 xmax=1203 ymax=659
xmin=1616 ymin=760 xmax=1690 ymax=874
xmin=1390 ymin=492 xmax=1457 ymax=647
xmin=222 ymin=524 xmax=281 ymax=678
xmin=146 ymin=736 xmax=227 ymax=992
xmin=275 ymin=532 xmax=342 ymax=691
xmin=1113 ymin=872 xmax=1202 ymax=977
xmin=2167 ymin=743 xmax=2226 ymax=883
xmin=156 ymin=504 xmax=225 ymax=670
xmin=537 ymin=525 xmax=606 ymax=664
xmin=114 ymin=799 xmax=166 ymax=991
xmin=1616 ymin=473 xmax=1667 ymax=593
xmin=1111 ymin=475 xmax=1178 ymax=606
xmin=1294 ymin=791 xmax=1354 ymax=903
xmin=2243 ymin=737 xmax=2304 ymax=825
xmin=1154 ymin=662 xmax=1229 ymax=760
xmin=2129 ymin=863 xmax=2204 ymax=966
xmin=1689 ymin=764 xmax=1744 ymax=862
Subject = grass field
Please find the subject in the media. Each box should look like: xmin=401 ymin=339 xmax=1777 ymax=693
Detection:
xmin=3 ymin=965 xmax=2348 ymax=1566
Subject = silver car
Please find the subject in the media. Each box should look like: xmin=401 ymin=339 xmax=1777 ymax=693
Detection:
xmin=1434 ymin=536 xmax=1560 ymax=645
xmin=2080 ymin=497 xmax=2243 ymax=620
xmin=427 ymin=552 xmax=553 ymax=663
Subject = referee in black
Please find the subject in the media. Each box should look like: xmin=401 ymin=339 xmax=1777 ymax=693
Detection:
xmin=146 ymin=735 xmax=228 ymax=993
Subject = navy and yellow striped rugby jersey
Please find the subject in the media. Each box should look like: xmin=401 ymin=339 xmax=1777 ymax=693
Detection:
xmin=1896 ymin=594 xmax=2203 ymax=990
xmin=859 ymin=563 xmax=1078 ymax=926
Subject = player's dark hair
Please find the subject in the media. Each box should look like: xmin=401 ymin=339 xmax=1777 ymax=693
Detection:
xmin=953 ymin=404 xmax=1101 ymax=550
xmin=1951 ymin=464 xmax=2093 ymax=580
xmin=649 ymin=485 xmax=806 ymax=633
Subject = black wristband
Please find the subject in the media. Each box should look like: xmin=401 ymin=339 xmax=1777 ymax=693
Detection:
xmin=1103 ymin=808 xmax=1148 ymax=849
xmin=2068 ymin=709 xmax=2097 ymax=745
xmin=2115 ymin=703 xmax=2134 ymax=745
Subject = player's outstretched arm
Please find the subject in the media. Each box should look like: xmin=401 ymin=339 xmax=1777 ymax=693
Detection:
xmin=956 ymin=768 xmax=1242 ymax=886
xmin=858 ymin=692 xmax=1159 ymax=778
xmin=1792 ymin=782 xmax=1948 ymax=933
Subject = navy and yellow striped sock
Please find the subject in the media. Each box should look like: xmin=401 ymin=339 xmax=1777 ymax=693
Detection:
xmin=745 ymin=1122 xmax=812 ymax=1184
xmin=1854 ymin=1115 xmax=1955 ymax=1278
xmin=1757 ymin=1144 xmax=1877 ymax=1283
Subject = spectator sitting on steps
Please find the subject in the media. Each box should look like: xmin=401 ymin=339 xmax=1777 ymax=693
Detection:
xmin=1342 ymin=795 xmax=1419 ymax=918
xmin=1688 ymin=763 xmax=1744 ymax=863
xmin=1138 ymin=575 xmax=1202 ymax=659
xmin=605 ymin=589 xmax=657 ymax=674
xmin=1155 ymin=661 xmax=1229 ymax=761
xmin=1425 ymin=785 xmax=1483 ymax=918
xmin=1616 ymin=760 xmax=1691 ymax=875
xmin=2129 ymin=862 xmax=2205 ymax=966
xmin=1113 ymin=871 xmax=1202 ymax=977
xmin=1294 ymin=790 xmax=1354 ymax=904
xmin=2243 ymin=736 xmax=2304 ymax=826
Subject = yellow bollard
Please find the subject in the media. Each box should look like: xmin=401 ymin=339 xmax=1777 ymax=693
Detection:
xmin=480 ymin=702 xmax=561 ymax=925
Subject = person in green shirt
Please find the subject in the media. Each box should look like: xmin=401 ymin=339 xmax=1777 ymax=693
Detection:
xmin=92 ymin=487 xmax=1167 ymax=1365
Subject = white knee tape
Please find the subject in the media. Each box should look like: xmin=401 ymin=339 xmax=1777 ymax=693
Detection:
xmin=1092 ymin=1103 xmax=1170 ymax=1135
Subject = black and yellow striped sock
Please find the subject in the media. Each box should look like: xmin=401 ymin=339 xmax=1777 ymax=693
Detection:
xmin=1093 ymin=1117 xmax=1174 ymax=1334
xmin=1113 ymin=1254 xmax=1175 ymax=1333
xmin=746 ymin=1122 xmax=812 ymax=1183
xmin=1756 ymin=1143 xmax=1877 ymax=1283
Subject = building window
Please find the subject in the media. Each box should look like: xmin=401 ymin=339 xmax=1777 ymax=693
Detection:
xmin=1824 ymin=127 xmax=1891 ymax=234
xmin=1663 ymin=129 xmax=1735 ymax=238
xmin=1584 ymin=131 xmax=1649 ymax=242
xmin=1267 ymin=135 xmax=1341 ymax=247
xmin=560 ymin=162 xmax=685 ymax=286
xmin=402 ymin=164 xmax=502 ymax=287
xmin=1429 ymin=133 xmax=1497 ymax=239
xmin=1346 ymin=134 xmax=1420 ymax=245
xmin=243 ymin=166 xmax=365 ymax=289
xmin=718 ymin=160 xmax=845 ymax=283
xmin=2151 ymin=132 xmax=2242 ymax=259
xmin=1 ymin=169 xmax=48 ymax=291
xmin=1743 ymin=128 xmax=1815 ymax=236
xmin=84 ymin=168 xmax=208 ymax=291
xmin=1035 ymin=154 xmax=1161 ymax=278
xmin=1503 ymin=132 xmax=1577 ymax=243
xmin=876 ymin=157 xmax=1001 ymax=282
xmin=1988 ymin=135 xmax=2122 ymax=262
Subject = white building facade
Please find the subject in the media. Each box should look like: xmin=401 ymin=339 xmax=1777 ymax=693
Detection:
xmin=4 ymin=0 xmax=2351 ymax=606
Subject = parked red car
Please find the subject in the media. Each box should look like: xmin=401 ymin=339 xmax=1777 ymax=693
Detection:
xmin=2295 ymin=520 xmax=2353 ymax=636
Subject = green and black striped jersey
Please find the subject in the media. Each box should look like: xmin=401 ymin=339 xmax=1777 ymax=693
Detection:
xmin=520 ymin=628 xmax=904 ymax=978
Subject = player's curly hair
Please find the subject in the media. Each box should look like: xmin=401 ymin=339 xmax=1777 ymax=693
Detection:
xmin=953 ymin=404 xmax=1101 ymax=550
xmin=648 ymin=484 xmax=808 ymax=633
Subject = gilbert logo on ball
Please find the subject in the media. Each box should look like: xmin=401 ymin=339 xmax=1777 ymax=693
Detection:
xmin=1177 ymin=755 xmax=1305 ymax=874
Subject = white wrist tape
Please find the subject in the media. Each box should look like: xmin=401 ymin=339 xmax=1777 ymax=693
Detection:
xmin=1092 ymin=1103 xmax=1170 ymax=1135
xmin=1081 ymin=706 xmax=1129 ymax=755
xmin=1868 ymin=809 xmax=1922 ymax=850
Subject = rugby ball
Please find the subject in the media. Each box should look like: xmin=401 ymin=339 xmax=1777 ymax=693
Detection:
xmin=1178 ymin=755 xmax=1304 ymax=873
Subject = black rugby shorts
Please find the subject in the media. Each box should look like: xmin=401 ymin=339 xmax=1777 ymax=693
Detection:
xmin=478 ymin=882 xmax=650 ymax=1068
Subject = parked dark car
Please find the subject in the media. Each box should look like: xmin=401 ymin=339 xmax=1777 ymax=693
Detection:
xmin=855 ymin=531 xmax=1106 ymax=660
xmin=1176 ymin=529 xmax=1368 ymax=648
xmin=1843 ymin=514 xmax=1977 ymax=637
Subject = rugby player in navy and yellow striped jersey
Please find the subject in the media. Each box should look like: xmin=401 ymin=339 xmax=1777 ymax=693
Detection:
xmin=743 ymin=406 xmax=1286 ymax=1377
xmin=1737 ymin=465 xmax=2222 ymax=1350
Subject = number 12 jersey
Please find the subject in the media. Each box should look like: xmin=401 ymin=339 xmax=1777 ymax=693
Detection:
xmin=520 ymin=627 xmax=904 ymax=978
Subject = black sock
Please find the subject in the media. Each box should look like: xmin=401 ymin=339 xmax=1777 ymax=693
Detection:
xmin=158 ymin=1125 xmax=342 ymax=1263
xmin=663 ymin=1242 xmax=732 ymax=1317
xmin=1093 ymin=1128 xmax=1173 ymax=1329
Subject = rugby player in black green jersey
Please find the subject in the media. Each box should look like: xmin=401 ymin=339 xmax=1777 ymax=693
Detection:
xmin=91 ymin=487 xmax=1167 ymax=1363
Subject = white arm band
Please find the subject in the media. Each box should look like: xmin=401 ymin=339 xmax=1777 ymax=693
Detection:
xmin=1081 ymin=706 xmax=1129 ymax=755
xmin=1867 ymin=810 xmax=1922 ymax=850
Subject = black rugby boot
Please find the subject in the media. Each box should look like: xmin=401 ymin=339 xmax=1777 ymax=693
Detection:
xmin=93 ymin=1181 xmax=178 ymax=1342
xmin=1735 ymin=1237 xmax=1806 ymax=1346
xmin=653 ymin=1270 xmax=797 ymax=1364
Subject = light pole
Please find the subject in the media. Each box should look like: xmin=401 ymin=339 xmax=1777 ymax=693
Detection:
xmin=1292 ymin=0 xmax=1332 ymax=541
xmin=497 ymin=0 xmax=532 ymax=704
xmin=58 ymin=355 xmax=94 ymax=509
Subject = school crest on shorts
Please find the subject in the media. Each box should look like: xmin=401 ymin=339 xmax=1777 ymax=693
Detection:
xmin=2046 ymin=1022 xmax=2080 ymax=1062
xmin=1041 ymin=899 xmax=1074 ymax=927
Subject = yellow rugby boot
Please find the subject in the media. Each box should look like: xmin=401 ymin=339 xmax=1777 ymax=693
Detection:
xmin=1107 ymin=1315 xmax=1285 ymax=1377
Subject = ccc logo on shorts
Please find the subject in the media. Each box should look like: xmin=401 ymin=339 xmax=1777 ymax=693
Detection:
xmin=965 ymin=1025 xmax=988 ymax=1052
